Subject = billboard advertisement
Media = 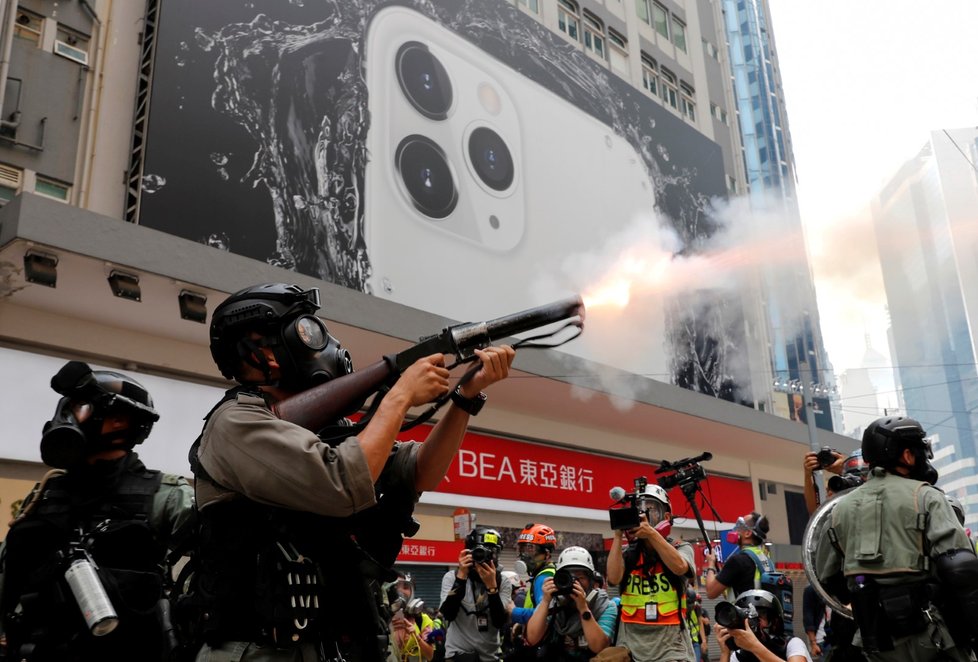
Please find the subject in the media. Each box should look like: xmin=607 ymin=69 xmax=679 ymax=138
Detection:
xmin=138 ymin=0 xmax=748 ymax=399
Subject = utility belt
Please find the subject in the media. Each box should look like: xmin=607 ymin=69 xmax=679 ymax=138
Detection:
xmin=848 ymin=576 xmax=938 ymax=652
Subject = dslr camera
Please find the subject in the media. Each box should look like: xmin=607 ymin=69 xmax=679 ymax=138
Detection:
xmin=827 ymin=473 xmax=862 ymax=492
xmin=470 ymin=544 xmax=497 ymax=564
xmin=815 ymin=447 xmax=838 ymax=469
xmin=714 ymin=601 xmax=754 ymax=630
xmin=552 ymin=568 xmax=577 ymax=597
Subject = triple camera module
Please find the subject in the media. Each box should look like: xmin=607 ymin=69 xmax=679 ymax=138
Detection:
xmin=394 ymin=41 xmax=515 ymax=220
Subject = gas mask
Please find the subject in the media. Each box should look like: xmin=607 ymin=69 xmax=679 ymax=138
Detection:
xmin=518 ymin=544 xmax=546 ymax=575
xmin=904 ymin=446 xmax=938 ymax=484
xmin=260 ymin=314 xmax=354 ymax=392
xmin=725 ymin=516 xmax=753 ymax=545
xmin=39 ymin=362 xmax=158 ymax=469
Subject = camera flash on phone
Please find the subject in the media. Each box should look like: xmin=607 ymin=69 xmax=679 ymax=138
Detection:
xmin=478 ymin=82 xmax=502 ymax=116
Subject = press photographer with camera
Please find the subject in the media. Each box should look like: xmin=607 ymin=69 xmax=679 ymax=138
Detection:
xmin=524 ymin=547 xmax=617 ymax=661
xmin=390 ymin=573 xmax=436 ymax=662
xmin=440 ymin=527 xmax=515 ymax=662
xmin=607 ymin=480 xmax=696 ymax=662
xmin=802 ymin=447 xmax=845 ymax=514
xmin=714 ymin=590 xmax=811 ymax=662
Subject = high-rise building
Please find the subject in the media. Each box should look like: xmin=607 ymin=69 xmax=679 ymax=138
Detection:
xmin=719 ymin=0 xmax=835 ymax=428
xmin=873 ymin=127 xmax=978 ymax=525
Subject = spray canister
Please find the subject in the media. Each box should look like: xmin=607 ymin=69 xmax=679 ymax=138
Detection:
xmin=64 ymin=556 xmax=119 ymax=636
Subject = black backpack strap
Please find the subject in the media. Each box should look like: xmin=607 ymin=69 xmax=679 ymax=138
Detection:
xmin=188 ymin=386 xmax=259 ymax=489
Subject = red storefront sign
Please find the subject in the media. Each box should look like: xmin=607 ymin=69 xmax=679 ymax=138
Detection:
xmin=400 ymin=426 xmax=754 ymax=521
xmin=398 ymin=538 xmax=465 ymax=563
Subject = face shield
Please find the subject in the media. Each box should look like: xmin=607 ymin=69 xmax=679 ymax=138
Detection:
xmin=638 ymin=496 xmax=666 ymax=525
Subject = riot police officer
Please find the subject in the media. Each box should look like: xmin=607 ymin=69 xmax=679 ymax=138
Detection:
xmin=815 ymin=416 xmax=978 ymax=661
xmin=190 ymin=283 xmax=514 ymax=661
xmin=0 ymin=361 xmax=195 ymax=661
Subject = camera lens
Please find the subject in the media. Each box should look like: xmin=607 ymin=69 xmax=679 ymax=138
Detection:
xmin=553 ymin=568 xmax=575 ymax=595
xmin=396 ymin=42 xmax=453 ymax=120
xmin=468 ymin=127 xmax=514 ymax=192
xmin=396 ymin=135 xmax=457 ymax=219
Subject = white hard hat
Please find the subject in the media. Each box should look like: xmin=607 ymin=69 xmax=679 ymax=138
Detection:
xmin=556 ymin=546 xmax=595 ymax=573
xmin=642 ymin=484 xmax=671 ymax=511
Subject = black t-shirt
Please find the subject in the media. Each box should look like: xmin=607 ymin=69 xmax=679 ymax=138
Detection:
xmin=715 ymin=551 xmax=757 ymax=599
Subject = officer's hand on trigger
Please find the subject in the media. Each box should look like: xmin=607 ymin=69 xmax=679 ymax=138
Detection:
xmin=458 ymin=346 xmax=515 ymax=398
xmin=391 ymin=353 xmax=451 ymax=407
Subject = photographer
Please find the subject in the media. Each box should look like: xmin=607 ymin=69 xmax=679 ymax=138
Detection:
xmin=440 ymin=528 xmax=514 ymax=662
xmin=714 ymin=590 xmax=811 ymax=662
xmin=391 ymin=573 xmax=435 ymax=662
xmin=607 ymin=484 xmax=695 ymax=662
xmin=525 ymin=547 xmax=617 ymax=661
xmin=704 ymin=512 xmax=770 ymax=600
xmin=803 ymin=448 xmax=845 ymax=515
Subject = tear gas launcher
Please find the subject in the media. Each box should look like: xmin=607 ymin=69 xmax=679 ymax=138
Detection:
xmin=272 ymin=296 xmax=585 ymax=432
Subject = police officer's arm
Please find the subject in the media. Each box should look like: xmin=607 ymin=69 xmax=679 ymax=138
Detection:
xmin=636 ymin=519 xmax=689 ymax=576
xmin=358 ymin=353 xmax=452 ymax=482
xmin=414 ymin=346 xmax=515 ymax=492
xmin=606 ymin=529 xmax=625 ymax=585
xmin=151 ymin=475 xmax=196 ymax=550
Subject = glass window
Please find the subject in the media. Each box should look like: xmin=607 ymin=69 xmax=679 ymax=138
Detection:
xmin=0 ymin=185 xmax=17 ymax=205
xmin=680 ymin=82 xmax=695 ymax=121
xmin=518 ymin=0 xmax=539 ymax=13
xmin=641 ymin=53 xmax=659 ymax=97
xmin=35 ymin=178 xmax=69 ymax=202
xmin=558 ymin=0 xmax=580 ymax=41
xmin=672 ymin=17 xmax=687 ymax=52
xmin=636 ymin=0 xmax=650 ymax=25
xmin=653 ymin=3 xmax=669 ymax=39
xmin=608 ymin=29 xmax=627 ymax=50
xmin=583 ymin=12 xmax=605 ymax=58
xmin=14 ymin=9 xmax=42 ymax=45
xmin=660 ymin=67 xmax=678 ymax=109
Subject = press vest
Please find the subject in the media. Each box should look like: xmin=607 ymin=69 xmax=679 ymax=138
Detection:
xmin=619 ymin=550 xmax=685 ymax=626
xmin=688 ymin=608 xmax=701 ymax=643
xmin=523 ymin=564 xmax=556 ymax=609
xmin=830 ymin=470 xmax=933 ymax=576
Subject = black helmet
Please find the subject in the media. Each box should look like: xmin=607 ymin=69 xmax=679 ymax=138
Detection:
xmin=862 ymin=416 xmax=930 ymax=469
xmin=735 ymin=589 xmax=784 ymax=635
xmin=209 ymin=283 xmax=353 ymax=390
xmin=465 ymin=527 xmax=503 ymax=552
xmin=41 ymin=361 xmax=159 ymax=468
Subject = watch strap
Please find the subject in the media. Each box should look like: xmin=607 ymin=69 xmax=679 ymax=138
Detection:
xmin=450 ymin=386 xmax=487 ymax=416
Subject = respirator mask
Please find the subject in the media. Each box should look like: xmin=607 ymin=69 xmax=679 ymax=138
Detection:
xmin=266 ymin=314 xmax=354 ymax=392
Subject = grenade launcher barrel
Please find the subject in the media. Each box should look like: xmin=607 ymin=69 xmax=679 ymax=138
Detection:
xmin=273 ymin=296 xmax=585 ymax=431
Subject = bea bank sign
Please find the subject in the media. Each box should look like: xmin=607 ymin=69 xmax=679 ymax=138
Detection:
xmin=404 ymin=427 xmax=754 ymax=521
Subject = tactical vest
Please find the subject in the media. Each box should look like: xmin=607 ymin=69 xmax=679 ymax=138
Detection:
xmin=1 ymin=457 xmax=167 ymax=661
xmin=619 ymin=547 xmax=686 ymax=627
xmin=189 ymin=389 xmax=412 ymax=661
xmin=829 ymin=470 xmax=934 ymax=576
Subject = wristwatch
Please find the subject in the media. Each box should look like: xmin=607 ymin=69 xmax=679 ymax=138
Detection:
xmin=581 ymin=610 xmax=593 ymax=621
xmin=450 ymin=386 xmax=487 ymax=416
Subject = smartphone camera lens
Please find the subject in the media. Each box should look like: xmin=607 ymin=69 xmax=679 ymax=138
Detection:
xmin=396 ymin=42 xmax=453 ymax=120
xmin=396 ymin=135 xmax=457 ymax=219
xmin=468 ymin=127 xmax=514 ymax=192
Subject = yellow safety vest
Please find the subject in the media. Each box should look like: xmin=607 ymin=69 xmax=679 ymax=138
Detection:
xmin=619 ymin=551 xmax=685 ymax=626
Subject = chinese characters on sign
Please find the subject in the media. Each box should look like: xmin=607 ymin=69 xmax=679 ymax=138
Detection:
xmin=457 ymin=451 xmax=594 ymax=493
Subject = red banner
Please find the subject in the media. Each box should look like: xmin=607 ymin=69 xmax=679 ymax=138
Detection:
xmin=398 ymin=538 xmax=465 ymax=564
xmin=400 ymin=426 xmax=754 ymax=521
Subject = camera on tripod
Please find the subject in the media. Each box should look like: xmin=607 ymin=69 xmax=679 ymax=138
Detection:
xmin=655 ymin=452 xmax=712 ymax=491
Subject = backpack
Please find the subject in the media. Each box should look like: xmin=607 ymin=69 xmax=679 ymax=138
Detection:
xmin=742 ymin=548 xmax=793 ymax=631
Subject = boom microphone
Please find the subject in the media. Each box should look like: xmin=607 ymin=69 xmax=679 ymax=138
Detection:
xmin=609 ymin=486 xmax=627 ymax=502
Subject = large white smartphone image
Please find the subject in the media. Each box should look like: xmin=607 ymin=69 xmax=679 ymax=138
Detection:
xmin=363 ymin=5 xmax=656 ymax=326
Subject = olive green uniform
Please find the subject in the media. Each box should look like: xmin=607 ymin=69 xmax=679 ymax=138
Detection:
xmin=816 ymin=468 xmax=974 ymax=662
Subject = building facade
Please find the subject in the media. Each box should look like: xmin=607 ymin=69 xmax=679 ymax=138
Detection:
xmin=873 ymin=128 xmax=978 ymax=525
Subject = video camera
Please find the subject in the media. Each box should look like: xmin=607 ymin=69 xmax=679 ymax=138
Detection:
xmin=655 ymin=452 xmax=711 ymax=491
xmin=608 ymin=476 xmax=653 ymax=530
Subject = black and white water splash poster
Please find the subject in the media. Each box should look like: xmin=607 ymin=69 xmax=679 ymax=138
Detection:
xmin=139 ymin=0 xmax=751 ymax=402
